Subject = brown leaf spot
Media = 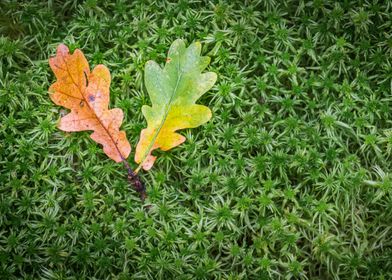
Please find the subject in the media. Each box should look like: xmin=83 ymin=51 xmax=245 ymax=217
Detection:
xmin=84 ymin=71 xmax=89 ymax=87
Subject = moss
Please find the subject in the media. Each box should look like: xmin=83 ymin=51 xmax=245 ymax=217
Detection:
xmin=1 ymin=0 xmax=392 ymax=278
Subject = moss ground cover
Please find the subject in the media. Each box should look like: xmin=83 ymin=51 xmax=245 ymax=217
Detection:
xmin=1 ymin=0 xmax=392 ymax=279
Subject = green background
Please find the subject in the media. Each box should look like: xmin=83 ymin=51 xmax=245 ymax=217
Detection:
xmin=1 ymin=0 xmax=392 ymax=279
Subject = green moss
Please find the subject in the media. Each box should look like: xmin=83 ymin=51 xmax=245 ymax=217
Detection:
xmin=1 ymin=0 xmax=392 ymax=278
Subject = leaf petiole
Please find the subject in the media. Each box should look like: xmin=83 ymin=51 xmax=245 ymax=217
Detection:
xmin=121 ymin=158 xmax=146 ymax=201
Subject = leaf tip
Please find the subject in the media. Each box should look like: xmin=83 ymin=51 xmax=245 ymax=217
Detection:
xmin=56 ymin=43 xmax=69 ymax=56
xmin=210 ymin=72 xmax=218 ymax=84
xmin=206 ymin=107 xmax=213 ymax=121
xmin=142 ymin=155 xmax=156 ymax=171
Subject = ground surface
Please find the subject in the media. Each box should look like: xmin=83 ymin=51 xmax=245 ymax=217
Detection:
xmin=1 ymin=0 xmax=392 ymax=279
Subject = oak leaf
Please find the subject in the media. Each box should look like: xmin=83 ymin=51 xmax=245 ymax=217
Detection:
xmin=49 ymin=44 xmax=131 ymax=162
xmin=135 ymin=39 xmax=217 ymax=171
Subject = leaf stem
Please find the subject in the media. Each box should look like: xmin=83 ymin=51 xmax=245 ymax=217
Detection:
xmin=121 ymin=158 xmax=146 ymax=202
xmin=134 ymin=164 xmax=142 ymax=174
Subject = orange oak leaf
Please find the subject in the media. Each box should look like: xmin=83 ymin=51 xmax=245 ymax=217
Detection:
xmin=49 ymin=44 xmax=131 ymax=162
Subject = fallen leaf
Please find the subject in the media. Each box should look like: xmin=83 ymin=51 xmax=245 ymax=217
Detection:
xmin=49 ymin=44 xmax=131 ymax=162
xmin=135 ymin=39 xmax=217 ymax=171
